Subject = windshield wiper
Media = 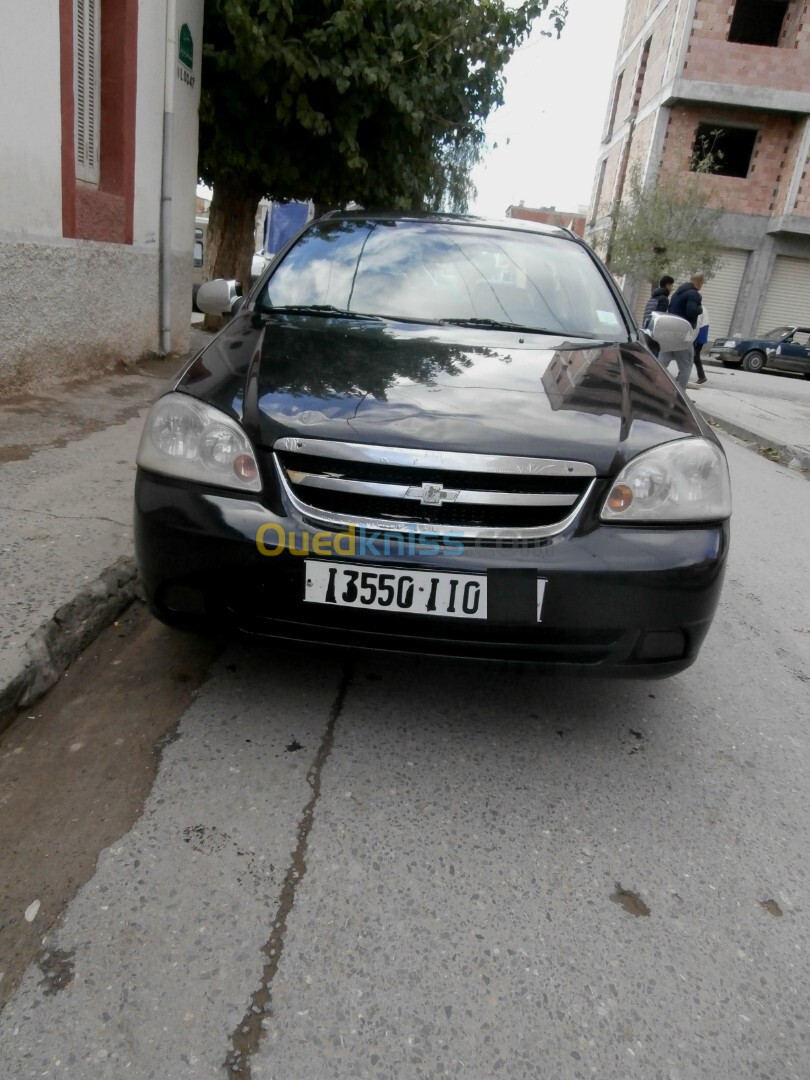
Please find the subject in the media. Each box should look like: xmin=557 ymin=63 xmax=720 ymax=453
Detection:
xmin=438 ymin=317 xmax=569 ymax=336
xmin=258 ymin=304 xmax=382 ymax=321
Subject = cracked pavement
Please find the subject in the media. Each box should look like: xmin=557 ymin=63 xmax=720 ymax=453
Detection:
xmin=1 ymin=348 xmax=809 ymax=1077
xmin=0 ymin=439 xmax=809 ymax=1079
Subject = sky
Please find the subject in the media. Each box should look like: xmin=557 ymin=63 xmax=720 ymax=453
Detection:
xmin=469 ymin=0 xmax=627 ymax=220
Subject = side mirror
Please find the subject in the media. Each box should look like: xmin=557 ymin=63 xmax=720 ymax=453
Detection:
xmin=646 ymin=312 xmax=695 ymax=352
xmin=195 ymin=279 xmax=243 ymax=317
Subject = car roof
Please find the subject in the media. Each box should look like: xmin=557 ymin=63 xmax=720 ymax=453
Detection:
xmin=314 ymin=209 xmax=574 ymax=241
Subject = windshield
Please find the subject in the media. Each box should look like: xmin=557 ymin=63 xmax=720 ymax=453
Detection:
xmin=763 ymin=326 xmax=793 ymax=340
xmin=256 ymin=219 xmax=627 ymax=340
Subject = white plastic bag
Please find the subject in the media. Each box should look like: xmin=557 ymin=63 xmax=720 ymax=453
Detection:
xmin=647 ymin=311 xmax=697 ymax=351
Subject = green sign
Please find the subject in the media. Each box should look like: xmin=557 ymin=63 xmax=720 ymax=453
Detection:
xmin=179 ymin=24 xmax=193 ymax=70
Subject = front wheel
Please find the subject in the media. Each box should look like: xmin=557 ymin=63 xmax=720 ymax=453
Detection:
xmin=742 ymin=350 xmax=766 ymax=373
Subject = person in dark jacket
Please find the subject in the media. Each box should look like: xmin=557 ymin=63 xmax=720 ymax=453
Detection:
xmin=657 ymin=274 xmax=704 ymax=389
xmin=668 ymin=275 xmax=704 ymax=327
xmin=641 ymin=275 xmax=674 ymax=327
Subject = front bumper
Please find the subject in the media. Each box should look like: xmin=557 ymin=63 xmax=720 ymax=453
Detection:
xmin=708 ymin=345 xmax=741 ymax=362
xmin=134 ymin=471 xmax=730 ymax=677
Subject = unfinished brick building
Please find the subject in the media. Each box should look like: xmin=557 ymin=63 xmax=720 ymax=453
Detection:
xmin=587 ymin=0 xmax=810 ymax=336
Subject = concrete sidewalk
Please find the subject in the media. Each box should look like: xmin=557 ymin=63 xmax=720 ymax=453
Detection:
xmin=690 ymin=358 xmax=810 ymax=472
xmin=0 ymin=328 xmax=211 ymax=725
xmin=0 ymin=337 xmax=807 ymax=725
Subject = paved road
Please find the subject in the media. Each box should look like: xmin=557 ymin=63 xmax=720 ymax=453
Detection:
xmin=0 ymin=433 xmax=808 ymax=1079
xmin=702 ymin=357 xmax=810 ymax=398
xmin=699 ymin=359 xmax=810 ymax=413
xmin=695 ymin=361 xmax=810 ymax=468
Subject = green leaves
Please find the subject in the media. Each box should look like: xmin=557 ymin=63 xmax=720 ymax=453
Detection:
xmin=199 ymin=0 xmax=567 ymax=208
xmin=607 ymin=163 xmax=724 ymax=286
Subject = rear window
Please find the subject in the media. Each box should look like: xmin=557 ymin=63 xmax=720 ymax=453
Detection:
xmin=257 ymin=219 xmax=627 ymax=340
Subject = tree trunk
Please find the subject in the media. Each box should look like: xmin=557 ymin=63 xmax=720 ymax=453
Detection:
xmin=203 ymin=175 xmax=263 ymax=331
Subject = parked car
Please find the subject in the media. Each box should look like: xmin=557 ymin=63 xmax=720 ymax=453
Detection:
xmin=135 ymin=212 xmax=731 ymax=676
xmin=708 ymin=325 xmax=810 ymax=376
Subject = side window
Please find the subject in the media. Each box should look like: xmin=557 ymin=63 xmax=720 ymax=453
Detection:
xmin=74 ymin=0 xmax=100 ymax=184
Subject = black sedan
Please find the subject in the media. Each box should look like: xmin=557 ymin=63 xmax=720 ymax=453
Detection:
xmin=135 ymin=213 xmax=731 ymax=676
xmin=708 ymin=325 xmax=810 ymax=376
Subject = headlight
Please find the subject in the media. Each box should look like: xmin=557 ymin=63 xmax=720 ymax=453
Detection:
xmin=724 ymin=340 xmax=736 ymax=348
xmin=601 ymin=438 xmax=731 ymax=523
xmin=136 ymin=392 xmax=262 ymax=493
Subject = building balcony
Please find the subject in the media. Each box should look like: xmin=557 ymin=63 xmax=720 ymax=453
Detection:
xmin=669 ymin=38 xmax=810 ymax=116
xmin=767 ymin=215 xmax=810 ymax=237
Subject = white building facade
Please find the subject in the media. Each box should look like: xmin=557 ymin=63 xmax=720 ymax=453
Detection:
xmin=0 ymin=0 xmax=203 ymax=393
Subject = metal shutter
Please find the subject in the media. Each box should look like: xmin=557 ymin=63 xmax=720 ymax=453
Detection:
xmin=758 ymin=256 xmax=810 ymax=332
xmin=633 ymin=282 xmax=652 ymax=326
xmin=701 ymin=249 xmax=749 ymax=338
xmin=75 ymin=0 xmax=100 ymax=184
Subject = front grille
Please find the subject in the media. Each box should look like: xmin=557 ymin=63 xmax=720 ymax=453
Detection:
xmin=272 ymin=438 xmax=596 ymax=540
xmin=286 ymin=489 xmax=566 ymax=529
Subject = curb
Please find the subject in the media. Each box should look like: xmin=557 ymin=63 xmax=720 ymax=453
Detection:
xmin=701 ymin=412 xmax=810 ymax=473
xmin=0 ymin=556 xmax=140 ymax=734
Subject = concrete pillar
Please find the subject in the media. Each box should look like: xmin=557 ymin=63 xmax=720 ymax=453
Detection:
xmin=733 ymin=237 xmax=777 ymax=336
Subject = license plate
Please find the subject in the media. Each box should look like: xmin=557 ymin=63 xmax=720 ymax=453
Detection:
xmin=305 ymin=560 xmax=489 ymax=620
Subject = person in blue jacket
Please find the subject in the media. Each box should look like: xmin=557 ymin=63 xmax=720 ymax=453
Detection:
xmin=692 ymin=306 xmax=709 ymax=385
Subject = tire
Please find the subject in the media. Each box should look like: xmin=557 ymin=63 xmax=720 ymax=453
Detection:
xmin=742 ymin=350 xmax=766 ymax=373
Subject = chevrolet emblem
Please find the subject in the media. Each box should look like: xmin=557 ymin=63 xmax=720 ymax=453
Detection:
xmin=405 ymin=482 xmax=460 ymax=506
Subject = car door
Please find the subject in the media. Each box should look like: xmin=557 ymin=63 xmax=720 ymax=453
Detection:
xmin=773 ymin=328 xmax=810 ymax=373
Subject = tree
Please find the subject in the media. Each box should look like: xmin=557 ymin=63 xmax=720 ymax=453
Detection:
xmin=198 ymin=0 xmax=569 ymax=293
xmin=606 ymin=159 xmax=725 ymax=287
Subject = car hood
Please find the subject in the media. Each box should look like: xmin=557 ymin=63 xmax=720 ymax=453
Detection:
xmin=179 ymin=312 xmax=702 ymax=475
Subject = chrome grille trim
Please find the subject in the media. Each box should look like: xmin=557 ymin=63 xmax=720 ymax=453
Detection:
xmin=285 ymin=470 xmax=579 ymax=507
xmin=273 ymin=439 xmax=596 ymax=541
xmin=274 ymin=437 xmax=596 ymax=478
xmin=276 ymin=466 xmax=594 ymax=540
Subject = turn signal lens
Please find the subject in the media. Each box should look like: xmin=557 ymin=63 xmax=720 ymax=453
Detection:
xmin=607 ymin=484 xmax=633 ymax=513
xmin=234 ymin=453 xmax=258 ymax=482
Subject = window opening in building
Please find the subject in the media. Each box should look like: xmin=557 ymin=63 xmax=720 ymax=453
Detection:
xmin=691 ymin=123 xmax=758 ymax=178
xmin=728 ymin=0 xmax=789 ymax=47
xmin=632 ymin=38 xmax=652 ymax=114
xmin=606 ymin=71 xmax=624 ymax=139
xmin=591 ymin=159 xmax=607 ymax=223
